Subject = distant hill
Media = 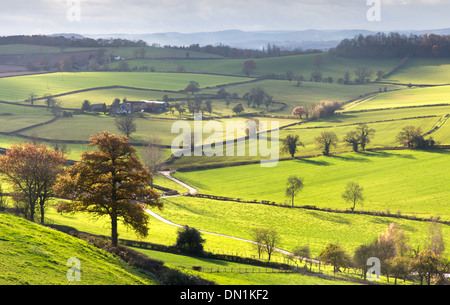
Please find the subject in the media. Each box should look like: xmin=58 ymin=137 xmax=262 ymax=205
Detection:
xmin=85 ymin=28 xmax=450 ymax=51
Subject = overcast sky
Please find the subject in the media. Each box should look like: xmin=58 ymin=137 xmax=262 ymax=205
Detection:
xmin=0 ymin=0 xmax=449 ymax=36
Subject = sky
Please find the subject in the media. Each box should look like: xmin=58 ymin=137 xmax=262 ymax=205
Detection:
xmin=0 ymin=0 xmax=449 ymax=36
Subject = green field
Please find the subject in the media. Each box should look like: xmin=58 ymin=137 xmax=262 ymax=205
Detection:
xmin=109 ymin=53 xmax=402 ymax=81
xmin=134 ymin=248 xmax=355 ymax=285
xmin=344 ymin=86 xmax=450 ymax=111
xmin=0 ymin=212 xmax=158 ymax=285
xmin=173 ymin=150 xmax=450 ymax=221
xmin=156 ymin=196 xmax=450 ymax=258
xmin=384 ymin=58 xmax=450 ymax=85
xmin=0 ymin=72 xmax=252 ymax=102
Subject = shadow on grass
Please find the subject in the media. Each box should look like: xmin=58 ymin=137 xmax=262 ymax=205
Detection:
xmin=328 ymin=154 xmax=372 ymax=163
xmin=194 ymin=256 xmax=230 ymax=266
xmin=305 ymin=210 xmax=351 ymax=225
xmin=416 ymin=148 xmax=450 ymax=155
xmin=294 ymin=158 xmax=331 ymax=166
xmin=359 ymin=150 xmax=416 ymax=159
xmin=162 ymin=197 xmax=200 ymax=216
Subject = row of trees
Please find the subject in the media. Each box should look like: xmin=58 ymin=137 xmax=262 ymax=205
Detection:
xmin=282 ymin=131 xmax=341 ymax=158
xmin=171 ymin=43 xmax=322 ymax=59
xmin=286 ymin=119 xmax=438 ymax=156
xmin=284 ymin=173 xmax=364 ymax=212
xmin=0 ymin=35 xmax=147 ymax=48
xmin=321 ymin=222 xmax=448 ymax=285
xmin=291 ymin=100 xmax=341 ymax=121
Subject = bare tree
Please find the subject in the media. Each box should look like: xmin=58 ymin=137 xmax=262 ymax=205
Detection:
xmin=251 ymin=228 xmax=266 ymax=259
xmin=251 ymin=227 xmax=280 ymax=261
xmin=115 ymin=116 xmax=137 ymax=138
xmin=285 ymin=175 xmax=304 ymax=207
xmin=426 ymin=218 xmax=445 ymax=256
xmin=342 ymin=181 xmax=364 ymax=212
xmin=141 ymin=136 xmax=165 ymax=187
xmin=354 ymin=67 xmax=373 ymax=84
xmin=262 ymin=228 xmax=280 ymax=261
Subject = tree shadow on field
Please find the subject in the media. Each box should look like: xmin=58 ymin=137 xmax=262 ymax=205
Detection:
xmin=305 ymin=210 xmax=351 ymax=225
xmin=369 ymin=217 xmax=418 ymax=234
xmin=193 ymin=256 xmax=229 ymax=266
xmin=162 ymin=198 xmax=199 ymax=215
xmin=416 ymin=148 xmax=450 ymax=156
xmin=294 ymin=158 xmax=331 ymax=166
xmin=360 ymin=151 xmax=416 ymax=160
xmin=328 ymin=154 xmax=372 ymax=163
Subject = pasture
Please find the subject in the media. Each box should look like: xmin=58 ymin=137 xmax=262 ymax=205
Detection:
xmin=0 ymin=212 xmax=157 ymax=285
xmin=383 ymin=58 xmax=450 ymax=85
xmin=158 ymin=196 xmax=450 ymax=257
xmin=173 ymin=150 xmax=450 ymax=221
xmin=0 ymin=72 xmax=252 ymax=102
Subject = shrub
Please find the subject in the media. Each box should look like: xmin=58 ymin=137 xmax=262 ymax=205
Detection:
xmin=176 ymin=226 xmax=205 ymax=255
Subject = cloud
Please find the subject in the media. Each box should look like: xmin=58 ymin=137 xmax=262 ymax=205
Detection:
xmin=0 ymin=0 xmax=448 ymax=35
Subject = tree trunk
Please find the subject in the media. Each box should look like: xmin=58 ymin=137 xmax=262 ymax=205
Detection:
xmin=111 ymin=213 xmax=118 ymax=247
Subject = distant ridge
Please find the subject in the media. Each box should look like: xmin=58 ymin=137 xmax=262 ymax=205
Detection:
xmin=75 ymin=28 xmax=450 ymax=51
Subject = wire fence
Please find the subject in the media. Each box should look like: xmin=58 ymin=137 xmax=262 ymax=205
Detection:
xmin=198 ymin=266 xmax=293 ymax=274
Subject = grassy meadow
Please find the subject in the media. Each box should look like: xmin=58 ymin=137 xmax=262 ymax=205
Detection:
xmin=0 ymin=72 xmax=252 ymax=102
xmin=173 ymin=150 xmax=450 ymax=221
xmin=0 ymin=212 xmax=158 ymax=285
xmin=383 ymin=58 xmax=450 ymax=85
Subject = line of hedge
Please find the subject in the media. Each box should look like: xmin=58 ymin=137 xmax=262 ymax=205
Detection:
xmin=45 ymin=224 xmax=215 ymax=285
xmin=343 ymin=103 xmax=450 ymax=114
xmin=382 ymin=57 xmax=409 ymax=79
xmin=186 ymin=193 xmax=450 ymax=226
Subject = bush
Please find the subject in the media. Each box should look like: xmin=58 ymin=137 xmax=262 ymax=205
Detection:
xmin=176 ymin=226 xmax=205 ymax=255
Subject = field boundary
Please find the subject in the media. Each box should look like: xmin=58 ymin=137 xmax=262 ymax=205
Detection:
xmin=186 ymin=193 xmax=450 ymax=226
xmin=423 ymin=114 xmax=450 ymax=137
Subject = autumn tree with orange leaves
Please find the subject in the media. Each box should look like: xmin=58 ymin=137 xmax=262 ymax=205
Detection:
xmin=53 ymin=131 xmax=162 ymax=247
xmin=0 ymin=143 xmax=66 ymax=223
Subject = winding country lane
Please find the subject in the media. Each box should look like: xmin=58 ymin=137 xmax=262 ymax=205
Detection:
xmin=145 ymin=171 xmax=294 ymax=257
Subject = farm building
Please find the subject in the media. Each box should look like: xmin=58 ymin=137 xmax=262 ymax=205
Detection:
xmin=91 ymin=103 xmax=107 ymax=112
xmin=114 ymin=100 xmax=167 ymax=115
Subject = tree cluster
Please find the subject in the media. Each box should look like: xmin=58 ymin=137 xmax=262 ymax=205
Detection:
xmin=243 ymin=87 xmax=273 ymax=109
xmin=343 ymin=124 xmax=376 ymax=152
xmin=308 ymin=100 xmax=341 ymax=120
xmin=352 ymin=221 xmax=448 ymax=284
xmin=294 ymin=221 xmax=448 ymax=285
xmin=333 ymin=32 xmax=450 ymax=58
xmin=251 ymin=227 xmax=281 ymax=261
xmin=0 ymin=35 xmax=147 ymax=48
xmin=169 ymin=43 xmax=322 ymax=59
xmin=396 ymin=126 xmax=437 ymax=149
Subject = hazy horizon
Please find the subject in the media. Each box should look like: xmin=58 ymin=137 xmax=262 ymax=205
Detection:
xmin=1 ymin=0 xmax=449 ymax=36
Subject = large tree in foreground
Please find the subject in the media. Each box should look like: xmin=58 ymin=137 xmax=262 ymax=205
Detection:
xmin=54 ymin=131 xmax=162 ymax=247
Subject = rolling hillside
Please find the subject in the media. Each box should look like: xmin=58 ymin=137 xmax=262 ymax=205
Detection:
xmin=0 ymin=212 xmax=158 ymax=285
